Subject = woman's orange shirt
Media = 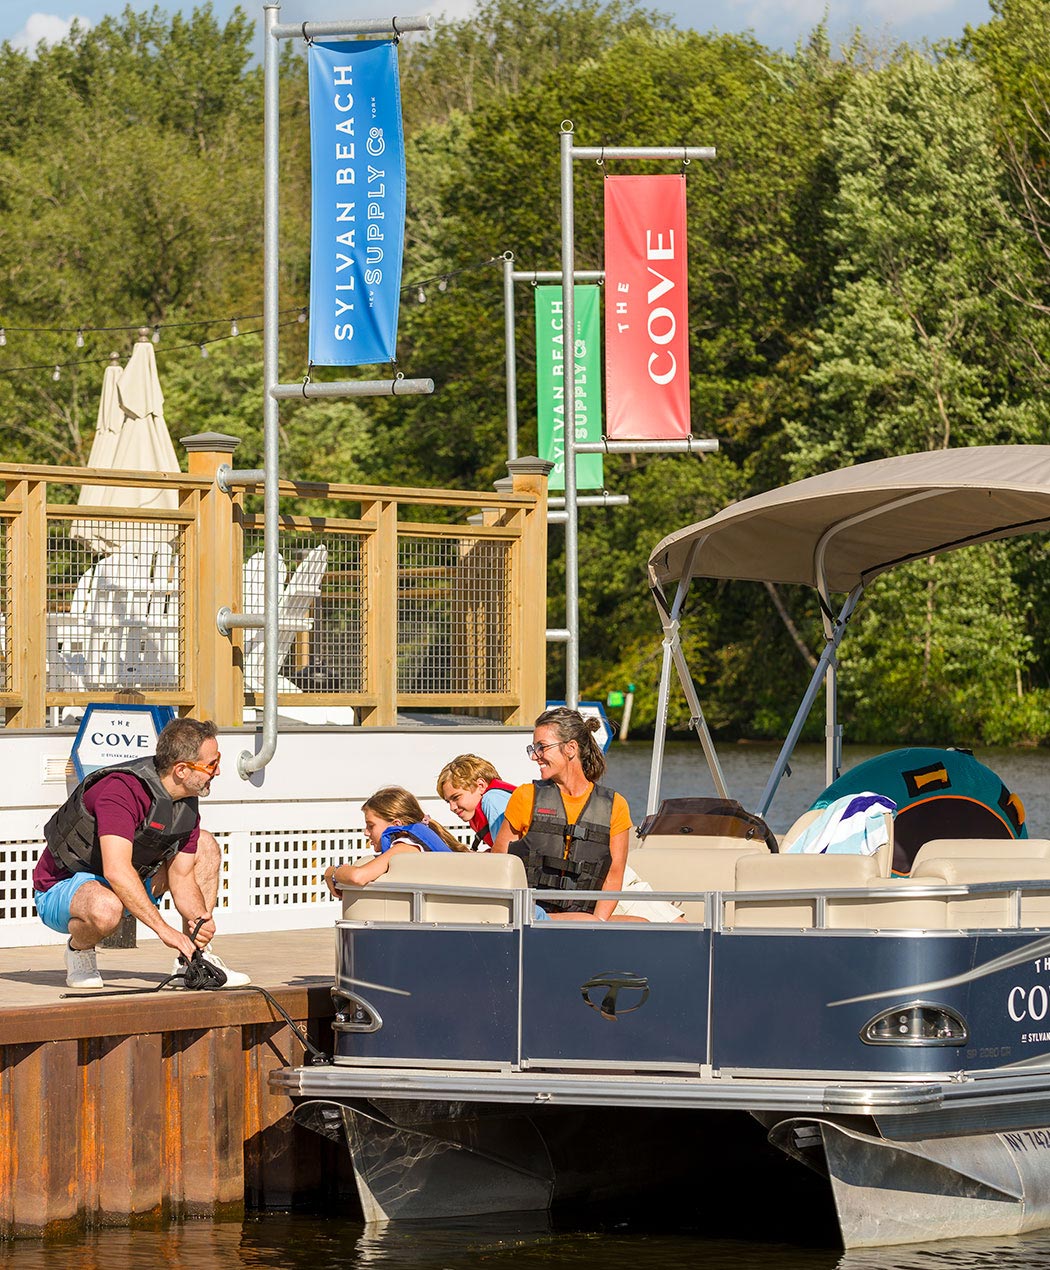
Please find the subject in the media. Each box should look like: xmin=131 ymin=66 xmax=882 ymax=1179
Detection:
xmin=504 ymin=782 xmax=632 ymax=839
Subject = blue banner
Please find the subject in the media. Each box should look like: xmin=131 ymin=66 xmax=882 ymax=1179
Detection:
xmin=308 ymin=41 xmax=405 ymax=367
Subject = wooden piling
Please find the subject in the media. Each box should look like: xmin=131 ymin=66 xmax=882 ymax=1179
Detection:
xmin=0 ymin=985 xmax=343 ymax=1238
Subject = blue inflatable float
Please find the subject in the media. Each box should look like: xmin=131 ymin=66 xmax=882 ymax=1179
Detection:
xmin=813 ymin=746 xmax=1026 ymax=874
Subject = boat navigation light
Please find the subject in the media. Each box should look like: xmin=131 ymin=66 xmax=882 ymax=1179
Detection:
xmin=861 ymin=1002 xmax=968 ymax=1047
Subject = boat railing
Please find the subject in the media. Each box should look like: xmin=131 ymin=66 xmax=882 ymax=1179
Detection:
xmin=337 ymin=879 xmax=690 ymax=926
xmin=0 ymin=439 xmax=551 ymax=727
xmin=337 ymin=875 xmax=1050 ymax=932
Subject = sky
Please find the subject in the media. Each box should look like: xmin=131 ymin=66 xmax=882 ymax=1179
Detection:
xmin=2 ymin=0 xmax=998 ymax=61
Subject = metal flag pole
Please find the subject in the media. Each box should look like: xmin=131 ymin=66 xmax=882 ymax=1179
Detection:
xmin=558 ymin=121 xmax=717 ymax=708
xmin=218 ymin=3 xmax=433 ymax=780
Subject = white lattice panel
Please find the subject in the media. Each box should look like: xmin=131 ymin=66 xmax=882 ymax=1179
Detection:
xmin=249 ymin=829 xmax=371 ymax=907
xmin=0 ymin=842 xmax=42 ymax=924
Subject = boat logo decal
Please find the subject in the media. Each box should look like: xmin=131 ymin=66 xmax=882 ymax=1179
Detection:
xmin=580 ymin=971 xmax=650 ymax=1021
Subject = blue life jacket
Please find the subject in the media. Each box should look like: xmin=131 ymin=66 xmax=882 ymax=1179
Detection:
xmin=378 ymin=822 xmax=454 ymax=854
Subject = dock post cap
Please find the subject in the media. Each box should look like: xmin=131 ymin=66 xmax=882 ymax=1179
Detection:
xmin=180 ymin=432 xmax=242 ymax=454
xmin=506 ymin=456 xmax=555 ymax=477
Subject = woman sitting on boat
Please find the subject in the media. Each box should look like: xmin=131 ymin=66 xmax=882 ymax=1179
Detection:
xmin=493 ymin=706 xmax=680 ymax=922
xmin=323 ymin=786 xmax=466 ymax=895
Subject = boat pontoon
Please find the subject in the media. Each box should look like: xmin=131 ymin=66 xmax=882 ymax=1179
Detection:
xmin=274 ymin=446 xmax=1050 ymax=1248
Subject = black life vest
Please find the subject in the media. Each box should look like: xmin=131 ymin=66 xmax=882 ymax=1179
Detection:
xmin=468 ymin=779 xmax=517 ymax=850
xmin=44 ymin=756 xmax=199 ymax=880
xmin=510 ymin=780 xmax=613 ymax=913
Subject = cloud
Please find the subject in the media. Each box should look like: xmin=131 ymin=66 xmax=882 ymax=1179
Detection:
xmin=10 ymin=12 xmax=90 ymax=54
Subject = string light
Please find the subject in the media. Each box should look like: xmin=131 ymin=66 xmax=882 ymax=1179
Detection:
xmin=297 ymin=308 xmax=307 ymax=324
xmin=52 ymin=365 xmax=60 ymax=381
xmin=438 ymin=278 xmax=448 ymax=292
xmin=417 ymin=287 xmax=426 ymax=303
xmin=75 ymin=329 xmax=85 ymax=348
xmin=0 ymin=305 xmax=305 ymax=344
xmin=152 ymin=325 xmax=161 ymax=344
xmin=230 ymin=319 xmax=239 ymax=337
xmin=0 ymin=317 xmax=301 ymax=378
xmin=0 ymin=328 xmax=6 ymax=346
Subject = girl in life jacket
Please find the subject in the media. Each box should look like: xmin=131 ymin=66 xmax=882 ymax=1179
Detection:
xmin=323 ymin=786 xmax=467 ymax=896
xmin=437 ymin=754 xmax=517 ymax=851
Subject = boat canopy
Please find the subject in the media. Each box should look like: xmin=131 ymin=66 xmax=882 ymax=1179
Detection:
xmin=648 ymin=446 xmax=1050 ymax=595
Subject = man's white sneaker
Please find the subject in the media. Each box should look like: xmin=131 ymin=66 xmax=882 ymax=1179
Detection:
xmin=170 ymin=946 xmax=251 ymax=987
xmin=65 ymin=942 xmax=104 ymax=989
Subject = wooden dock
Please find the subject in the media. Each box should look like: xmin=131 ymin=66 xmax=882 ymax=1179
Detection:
xmin=0 ymin=929 xmax=352 ymax=1238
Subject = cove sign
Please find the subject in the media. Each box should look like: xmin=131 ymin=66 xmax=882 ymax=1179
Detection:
xmin=72 ymin=704 xmax=176 ymax=781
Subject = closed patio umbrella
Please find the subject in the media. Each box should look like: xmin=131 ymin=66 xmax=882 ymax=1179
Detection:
xmin=71 ymin=329 xmax=180 ymax=553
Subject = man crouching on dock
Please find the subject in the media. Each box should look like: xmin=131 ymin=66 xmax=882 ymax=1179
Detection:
xmin=32 ymin=718 xmax=249 ymax=990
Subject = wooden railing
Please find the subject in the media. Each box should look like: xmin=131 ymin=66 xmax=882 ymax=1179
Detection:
xmin=1 ymin=434 xmax=551 ymax=728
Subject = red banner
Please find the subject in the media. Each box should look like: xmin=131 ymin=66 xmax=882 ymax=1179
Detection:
xmin=604 ymin=174 xmax=691 ymax=439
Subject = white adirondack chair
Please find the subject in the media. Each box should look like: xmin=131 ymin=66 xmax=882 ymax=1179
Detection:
xmin=242 ymin=545 xmax=326 ymax=695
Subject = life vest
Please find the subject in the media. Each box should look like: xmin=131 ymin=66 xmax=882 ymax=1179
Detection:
xmin=468 ymin=779 xmax=517 ymax=849
xmin=44 ymin=756 xmax=199 ymax=880
xmin=378 ymin=821 xmax=454 ymax=853
xmin=510 ymin=780 xmax=613 ymax=913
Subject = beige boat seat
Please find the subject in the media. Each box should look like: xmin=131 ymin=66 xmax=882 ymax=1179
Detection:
xmin=340 ymin=851 xmax=528 ymax=925
xmin=910 ymin=856 xmax=1050 ymax=928
xmin=626 ymin=845 xmax=766 ymax=923
xmin=728 ymin=852 xmax=883 ymax=928
xmin=910 ymin=838 xmax=1050 ymax=872
xmin=779 ymin=808 xmax=895 ymax=878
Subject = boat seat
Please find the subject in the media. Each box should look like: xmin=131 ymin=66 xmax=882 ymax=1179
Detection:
xmin=910 ymin=856 xmax=1050 ymax=928
xmin=910 ymin=838 xmax=1050 ymax=872
xmin=780 ymin=809 xmax=895 ymax=878
xmin=727 ymin=853 xmax=883 ymax=928
xmin=626 ymin=845 xmax=766 ymax=923
xmin=340 ymin=851 xmax=528 ymax=925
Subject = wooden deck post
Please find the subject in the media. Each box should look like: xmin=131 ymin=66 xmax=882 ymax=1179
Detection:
xmin=5 ymin=478 xmax=47 ymax=728
xmin=181 ymin=434 xmax=242 ymax=726
xmin=505 ymin=457 xmax=552 ymax=726
xmin=361 ymin=497 xmax=398 ymax=726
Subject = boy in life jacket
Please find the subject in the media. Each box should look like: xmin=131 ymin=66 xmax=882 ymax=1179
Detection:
xmin=323 ymin=785 xmax=467 ymax=895
xmin=437 ymin=755 xmax=516 ymax=852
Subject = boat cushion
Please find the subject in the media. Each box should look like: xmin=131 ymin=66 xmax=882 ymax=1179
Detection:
xmin=728 ymin=853 xmax=881 ymax=928
xmin=911 ymin=856 xmax=1050 ymax=928
xmin=910 ymin=838 xmax=1050 ymax=872
xmin=626 ymin=845 xmax=765 ymax=923
xmin=341 ymin=851 xmax=528 ymax=925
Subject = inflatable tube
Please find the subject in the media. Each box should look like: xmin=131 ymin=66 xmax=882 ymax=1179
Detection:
xmin=813 ymin=747 xmax=1026 ymax=874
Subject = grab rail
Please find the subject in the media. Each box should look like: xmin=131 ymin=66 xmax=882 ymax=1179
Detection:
xmin=334 ymin=876 xmax=1050 ymax=932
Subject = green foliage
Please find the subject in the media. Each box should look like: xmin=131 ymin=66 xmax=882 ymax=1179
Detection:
xmin=788 ymin=52 xmax=1044 ymax=470
xmin=0 ymin=2 xmax=1048 ymax=746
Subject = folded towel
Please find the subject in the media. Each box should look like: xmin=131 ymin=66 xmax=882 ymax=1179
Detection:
xmin=786 ymin=792 xmax=896 ymax=857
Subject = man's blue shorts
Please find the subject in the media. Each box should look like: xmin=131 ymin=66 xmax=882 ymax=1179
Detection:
xmin=35 ymin=873 xmax=159 ymax=935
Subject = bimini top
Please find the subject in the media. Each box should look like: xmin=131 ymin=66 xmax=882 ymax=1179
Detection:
xmin=648 ymin=446 xmax=1050 ymax=594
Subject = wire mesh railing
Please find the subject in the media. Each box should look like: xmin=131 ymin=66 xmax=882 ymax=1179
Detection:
xmin=0 ymin=450 xmax=548 ymax=728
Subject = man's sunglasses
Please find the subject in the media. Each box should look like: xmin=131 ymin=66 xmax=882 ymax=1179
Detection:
xmin=182 ymin=754 xmax=221 ymax=776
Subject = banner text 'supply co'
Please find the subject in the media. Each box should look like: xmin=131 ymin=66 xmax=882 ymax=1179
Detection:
xmin=604 ymin=174 xmax=691 ymax=439
xmin=534 ymin=285 xmax=604 ymax=492
xmin=308 ymin=41 xmax=405 ymax=367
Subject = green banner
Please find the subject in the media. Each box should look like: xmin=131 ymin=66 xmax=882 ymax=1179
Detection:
xmin=534 ymin=285 xmax=604 ymax=492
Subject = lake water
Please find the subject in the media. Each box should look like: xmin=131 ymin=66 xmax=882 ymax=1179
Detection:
xmin=5 ymin=741 xmax=1050 ymax=1267
xmin=9 ymin=1211 xmax=1050 ymax=1269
